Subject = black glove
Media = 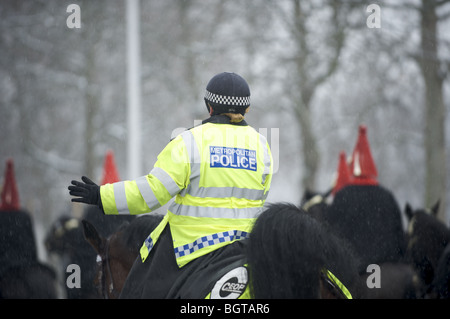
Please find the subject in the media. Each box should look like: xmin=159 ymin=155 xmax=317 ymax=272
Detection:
xmin=68 ymin=176 xmax=103 ymax=210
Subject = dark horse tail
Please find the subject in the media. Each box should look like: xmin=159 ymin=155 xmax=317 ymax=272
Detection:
xmin=246 ymin=202 xmax=360 ymax=299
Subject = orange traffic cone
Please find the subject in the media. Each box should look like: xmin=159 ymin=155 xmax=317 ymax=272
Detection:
xmin=101 ymin=150 xmax=120 ymax=185
xmin=0 ymin=159 xmax=20 ymax=211
xmin=349 ymin=125 xmax=378 ymax=185
xmin=332 ymin=151 xmax=353 ymax=195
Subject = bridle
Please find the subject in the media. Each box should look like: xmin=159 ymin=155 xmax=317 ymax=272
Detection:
xmin=97 ymin=238 xmax=120 ymax=299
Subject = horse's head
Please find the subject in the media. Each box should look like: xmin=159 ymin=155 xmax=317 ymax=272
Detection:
xmin=405 ymin=200 xmax=440 ymax=226
xmin=81 ymin=215 xmax=163 ymax=299
xmin=405 ymin=200 xmax=445 ymax=246
xmin=45 ymin=216 xmax=83 ymax=255
xmin=82 ymin=219 xmax=132 ymax=299
xmin=404 ymin=200 xmax=450 ymax=290
xmin=300 ymin=188 xmax=331 ymax=222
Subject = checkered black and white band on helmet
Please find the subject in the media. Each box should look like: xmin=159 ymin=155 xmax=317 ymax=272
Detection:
xmin=205 ymin=90 xmax=250 ymax=106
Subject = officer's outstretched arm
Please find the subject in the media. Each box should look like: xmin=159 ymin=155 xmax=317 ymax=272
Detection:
xmin=68 ymin=176 xmax=103 ymax=211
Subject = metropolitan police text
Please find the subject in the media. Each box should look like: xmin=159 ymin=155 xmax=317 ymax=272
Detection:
xmin=210 ymin=146 xmax=257 ymax=171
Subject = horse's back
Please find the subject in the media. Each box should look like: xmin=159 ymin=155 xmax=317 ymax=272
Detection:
xmin=120 ymin=224 xmax=248 ymax=299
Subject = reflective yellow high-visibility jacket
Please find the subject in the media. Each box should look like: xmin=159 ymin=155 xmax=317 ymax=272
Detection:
xmin=100 ymin=119 xmax=273 ymax=267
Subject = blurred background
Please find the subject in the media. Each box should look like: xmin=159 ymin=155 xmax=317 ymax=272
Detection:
xmin=1 ymin=0 xmax=449 ymax=265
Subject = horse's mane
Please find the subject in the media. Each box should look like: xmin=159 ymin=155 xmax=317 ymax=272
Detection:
xmin=119 ymin=214 xmax=164 ymax=254
xmin=247 ymin=202 xmax=360 ymax=298
xmin=83 ymin=205 xmax=136 ymax=238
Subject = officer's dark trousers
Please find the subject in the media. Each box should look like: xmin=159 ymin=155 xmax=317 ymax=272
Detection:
xmin=119 ymin=224 xmax=246 ymax=299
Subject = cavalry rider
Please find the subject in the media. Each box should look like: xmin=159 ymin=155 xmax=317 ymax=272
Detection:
xmin=69 ymin=72 xmax=273 ymax=298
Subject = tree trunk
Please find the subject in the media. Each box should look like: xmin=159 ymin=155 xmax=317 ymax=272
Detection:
xmin=419 ymin=0 xmax=447 ymax=221
xmin=288 ymin=0 xmax=344 ymax=191
xmin=294 ymin=98 xmax=319 ymax=191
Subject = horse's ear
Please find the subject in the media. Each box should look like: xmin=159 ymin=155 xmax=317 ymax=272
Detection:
xmin=302 ymin=189 xmax=318 ymax=205
xmin=304 ymin=189 xmax=314 ymax=198
xmin=405 ymin=203 xmax=414 ymax=220
xmin=82 ymin=219 xmax=105 ymax=255
xmin=431 ymin=200 xmax=440 ymax=216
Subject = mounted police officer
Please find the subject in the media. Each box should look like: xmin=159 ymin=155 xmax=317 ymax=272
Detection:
xmin=69 ymin=72 xmax=273 ymax=298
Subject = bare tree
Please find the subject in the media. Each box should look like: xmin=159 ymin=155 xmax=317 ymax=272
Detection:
xmin=266 ymin=0 xmax=347 ymax=190
xmin=376 ymin=0 xmax=449 ymax=221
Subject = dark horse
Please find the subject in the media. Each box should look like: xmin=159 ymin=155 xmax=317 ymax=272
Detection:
xmin=1 ymin=209 xmax=58 ymax=298
xmin=306 ymin=184 xmax=419 ymax=298
xmin=83 ymin=203 xmax=360 ymax=299
xmin=45 ymin=206 xmax=136 ymax=298
xmin=247 ymin=202 xmax=360 ymax=298
xmin=45 ymin=215 xmax=98 ymax=298
xmin=82 ymin=214 xmax=163 ymax=298
xmin=405 ymin=201 xmax=450 ymax=298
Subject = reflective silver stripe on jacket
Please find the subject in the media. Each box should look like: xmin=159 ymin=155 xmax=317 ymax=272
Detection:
xmin=259 ymin=134 xmax=271 ymax=184
xmin=168 ymin=201 xmax=263 ymax=219
xmin=113 ymin=181 xmax=130 ymax=215
xmin=135 ymin=176 xmax=160 ymax=211
xmin=181 ymin=129 xmax=201 ymax=176
xmin=184 ymin=186 xmax=267 ymax=201
xmin=150 ymin=166 xmax=182 ymax=197
xmin=114 ymin=168 xmax=181 ymax=214
xmin=180 ymin=130 xmax=201 ymax=196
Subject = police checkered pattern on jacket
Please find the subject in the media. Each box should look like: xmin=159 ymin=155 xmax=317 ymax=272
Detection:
xmin=174 ymin=230 xmax=249 ymax=259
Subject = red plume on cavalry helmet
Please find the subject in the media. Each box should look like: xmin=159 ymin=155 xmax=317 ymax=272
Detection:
xmin=0 ymin=158 xmax=20 ymax=211
xmin=348 ymin=125 xmax=378 ymax=185
xmin=101 ymin=150 xmax=120 ymax=185
xmin=332 ymin=151 xmax=352 ymax=195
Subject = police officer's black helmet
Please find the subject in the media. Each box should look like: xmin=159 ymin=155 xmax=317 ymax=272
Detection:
xmin=204 ymin=72 xmax=250 ymax=116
